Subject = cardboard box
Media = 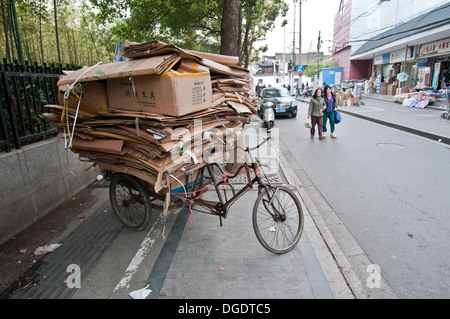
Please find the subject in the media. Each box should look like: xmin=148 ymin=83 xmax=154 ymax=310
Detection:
xmin=387 ymin=84 xmax=398 ymax=95
xmin=106 ymin=67 xmax=212 ymax=117
xmin=57 ymin=54 xmax=181 ymax=85
xmin=57 ymin=81 xmax=109 ymax=114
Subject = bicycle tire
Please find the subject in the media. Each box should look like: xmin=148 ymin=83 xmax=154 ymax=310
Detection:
xmin=109 ymin=173 xmax=151 ymax=230
xmin=252 ymin=186 xmax=303 ymax=254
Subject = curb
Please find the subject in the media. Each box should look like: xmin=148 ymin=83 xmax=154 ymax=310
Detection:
xmin=338 ymin=109 xmax=450 ymax=145
xmin=297 ymin=96 xmax=450 ymax=145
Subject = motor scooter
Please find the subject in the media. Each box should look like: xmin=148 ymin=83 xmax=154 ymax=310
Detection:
xmin=261 ymin=102 xmax=275 ymax=132
xmin=302 ymin=87 xmax=313 ymax=97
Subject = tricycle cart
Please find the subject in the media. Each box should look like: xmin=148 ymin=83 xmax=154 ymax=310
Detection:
xmin=104 ymin=137 xmax=304 ymax=255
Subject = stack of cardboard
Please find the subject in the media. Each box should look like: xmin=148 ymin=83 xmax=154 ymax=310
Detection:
xmin=364 ymin=77 xmax=376 ymax=94
xmin=335 ymin=89 xmax=359 ymax=106
xmin=44 ymin=40 xmax=257 ymax=203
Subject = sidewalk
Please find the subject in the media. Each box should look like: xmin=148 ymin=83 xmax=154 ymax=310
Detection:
xmin=0 ymin=118 xmax=367 ymax=300
xmin=2 ymin=114 xmax=406 ymax=300
xmin=298 ymin=94 xmax=450 ymax=145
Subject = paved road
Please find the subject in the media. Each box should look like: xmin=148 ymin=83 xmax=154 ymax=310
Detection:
xmin=278 ymin=98 xmax=450 ymax=298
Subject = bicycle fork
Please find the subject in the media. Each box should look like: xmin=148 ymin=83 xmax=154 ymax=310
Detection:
xmin=261 ymin=186 xmax=287 ymax=222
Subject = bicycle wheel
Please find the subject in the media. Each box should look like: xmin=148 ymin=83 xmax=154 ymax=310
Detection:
xmin=253 ymin=186 xmax=303 ymax=254
xmin=109 ymin=174 xmax=151 ymax=230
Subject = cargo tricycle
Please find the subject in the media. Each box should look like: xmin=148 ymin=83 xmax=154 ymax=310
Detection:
xmin=106 ymin=137 xmax=304 ymax=254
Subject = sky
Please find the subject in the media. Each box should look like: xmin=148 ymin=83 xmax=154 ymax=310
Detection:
xmin=261 ymin=0 xmax=341 ymax=57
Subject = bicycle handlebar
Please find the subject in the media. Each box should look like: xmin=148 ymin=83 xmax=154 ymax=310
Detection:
xmin=247 ymin=136 xmax=271 ymax=152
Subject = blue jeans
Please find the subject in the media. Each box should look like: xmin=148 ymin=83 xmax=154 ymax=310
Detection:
xmin=323 ymin=111 xmax=335 ymax=133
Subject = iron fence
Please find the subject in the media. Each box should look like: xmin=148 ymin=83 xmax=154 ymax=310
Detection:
xmin=0 ymin=59 xmax=80 ymax=152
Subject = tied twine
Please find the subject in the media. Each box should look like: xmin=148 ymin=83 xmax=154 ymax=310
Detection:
xmin=171 ymin=173 xmax=230 ymax=225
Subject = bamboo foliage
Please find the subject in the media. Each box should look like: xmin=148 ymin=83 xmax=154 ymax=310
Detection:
xmin=0 ymin=0 xmax=113 ymax=66
xmin=1 ymin=0 xmax=288 ymax=67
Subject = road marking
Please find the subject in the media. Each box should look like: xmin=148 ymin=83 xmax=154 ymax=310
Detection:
xmin=353 ymin=106 xmax=385 ymax=113
xmin=113 ymin=213 xmax=164 ymax=292
xmin=146 ymin=208 xmax=190 ymax=299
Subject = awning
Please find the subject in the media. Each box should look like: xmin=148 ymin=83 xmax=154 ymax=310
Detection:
xmin=351 ymin=3 xmax=450 ymax=60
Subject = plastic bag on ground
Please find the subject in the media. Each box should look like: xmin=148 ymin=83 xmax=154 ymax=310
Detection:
xmin=34 ymin=243 xmax=62 ymax=256
xmin=129 ymin=285 xmax=152 ymax=299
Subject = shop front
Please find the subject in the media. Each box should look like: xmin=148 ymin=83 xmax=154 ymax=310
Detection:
xmin=417 ymin=38 xmax=450 ymax=90
xmin=372 ymin=46 xmax=415 ymax=86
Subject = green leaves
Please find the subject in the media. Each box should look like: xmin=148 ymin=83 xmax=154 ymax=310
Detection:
xmin=1 ymin=0 xmax=289 ymax=66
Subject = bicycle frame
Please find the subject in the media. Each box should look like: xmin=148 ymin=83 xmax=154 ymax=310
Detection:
xmin=182 ymin=137 xmax=273 ymax=226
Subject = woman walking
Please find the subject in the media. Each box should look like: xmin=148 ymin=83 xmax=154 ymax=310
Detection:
xmin=323 ymin=86 xmax=337 ymax=138
xmin=308 ymin=88 xmax=327 ymax=140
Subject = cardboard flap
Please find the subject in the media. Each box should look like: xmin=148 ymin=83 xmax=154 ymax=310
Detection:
xmin=58 ymin=53 xmax=180 ymax=86
xmin=122 ymin=40 xmax=249 ymax=78
xmin=71 ymin=137 xmax=125 ymax=155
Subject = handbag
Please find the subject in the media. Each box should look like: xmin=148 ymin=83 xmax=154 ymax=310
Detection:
xmin=334 ymin=110 xmax=342 ymax=124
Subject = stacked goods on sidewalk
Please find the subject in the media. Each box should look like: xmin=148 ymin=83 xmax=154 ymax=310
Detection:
xmin=364 ymin=76 xmax=398 ymax=96
xmin=334 ymin=89 xmax=360 ymax=106
xmin=394 ymin=87 xmax=450 ymax=108
xmin=364 ymin=75 xmax=449 ymax=108
xmin=44 ymin=40 xmax=257 ymax=205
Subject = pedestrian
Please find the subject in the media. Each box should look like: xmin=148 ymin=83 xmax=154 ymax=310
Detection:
xmin=440 ymin=67 xmax=450 ymax=89
xmin=308 ymin=88 xmax=327 ymax=140
xmin=323 ymin=86 xmax=337 ymax=138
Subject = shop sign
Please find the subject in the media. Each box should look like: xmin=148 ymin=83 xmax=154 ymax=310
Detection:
xmin=419 ymin=38 xmax=450 ymax=57
xmin=417 ymin=59 xmax=427 ymax=68
xmin=374 ymin=53 xmax=391 ymax=65
xmin=389 ymin=46 xmax=414 ymax=63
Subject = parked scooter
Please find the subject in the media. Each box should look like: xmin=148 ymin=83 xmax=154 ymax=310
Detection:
xmin=261 ymin=101 xmax=275 ymax=132
xmin=302 ymin=87 xmax=313 ymax=97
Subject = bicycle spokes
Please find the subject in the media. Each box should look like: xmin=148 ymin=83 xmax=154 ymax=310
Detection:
xmin=253 ymin=186 xmax=303 ymax=254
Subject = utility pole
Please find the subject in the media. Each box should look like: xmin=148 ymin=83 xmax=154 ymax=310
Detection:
xmin=283 ymin=26 xmax=286 ymax=84
xmin=298 ymin=0 xmax=304 ymax=88
xmin=314 ymin=30 xmax=322 ymax=91
xmin=298 ymin=0 xmax=302 ymax=65
xmin=291 ymin=0 xmax=298 ymax=92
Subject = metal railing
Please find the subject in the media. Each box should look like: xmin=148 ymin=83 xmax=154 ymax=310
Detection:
xmin=0 ymin=59 xmax=80 ymax=152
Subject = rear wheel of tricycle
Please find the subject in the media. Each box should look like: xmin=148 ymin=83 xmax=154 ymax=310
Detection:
xmin=109 ymin=173 xmax=151 ymax=230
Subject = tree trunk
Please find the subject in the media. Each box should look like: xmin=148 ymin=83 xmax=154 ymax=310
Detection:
xmin=243 ymin=19 xmax=251 ymax=68
xmin=221 ymin=0 xmax=243 ymax=174
xmin=220 ymin=0 xmax=240 ymax=57
xmin=10 ymin=0 xmax=24 ymax=64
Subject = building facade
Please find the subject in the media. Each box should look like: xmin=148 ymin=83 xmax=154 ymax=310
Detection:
xmin=333 ymin=0 xmax=449 ymax=84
